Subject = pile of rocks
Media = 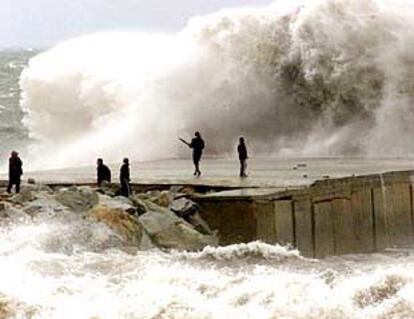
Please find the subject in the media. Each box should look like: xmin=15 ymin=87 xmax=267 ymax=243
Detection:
xmin=0 ymin=183 xmax=218 ymax=252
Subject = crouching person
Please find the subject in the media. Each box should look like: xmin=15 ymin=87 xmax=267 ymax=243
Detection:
xmin=97 ymin=158 xmax=111 ymax=187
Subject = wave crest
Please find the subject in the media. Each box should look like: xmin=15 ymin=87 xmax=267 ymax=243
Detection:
xmin=180 ymin=241 xmax=302 ymax=261
xmin=19 ymin=0 xmax=414 ymax=168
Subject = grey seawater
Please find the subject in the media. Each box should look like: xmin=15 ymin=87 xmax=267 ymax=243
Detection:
xmin=0 ymin=49 xmax=36 ymax=157
xmin=1 ymin=50 xmax=414 ymax=318
xmin=1 ymin=211 xmax=414 ymax=319
xmin=0 ymin=158 xmax=412 ymax=318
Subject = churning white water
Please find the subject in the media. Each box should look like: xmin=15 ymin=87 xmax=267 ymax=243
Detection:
xmin=19 ymin=0 xmax=414 ymax=168
xmin=2 ymin=212 xmax=414 ymax=319
xmin=7 ymin=1 xmax=414 ymax=317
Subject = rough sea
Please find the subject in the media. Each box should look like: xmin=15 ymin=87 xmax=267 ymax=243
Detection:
xmin=0 ymin=50 xmax=35 ymax=157
xmin=3 ymin=0 xmax=414 ymax=317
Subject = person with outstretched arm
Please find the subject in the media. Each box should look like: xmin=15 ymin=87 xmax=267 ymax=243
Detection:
xmin=120 ymin=158 xmax=131 ymax=197
xmin=7 ymin=151 xmax=23 ymax=193
xmin=237 ymin=137 xmax=248 ymax=177
xmin=179 ymin=131 xmax=205 ymax=176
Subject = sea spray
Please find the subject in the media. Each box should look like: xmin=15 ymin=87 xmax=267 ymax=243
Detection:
xmin=19 ymin=0 xmax=414 ymax=168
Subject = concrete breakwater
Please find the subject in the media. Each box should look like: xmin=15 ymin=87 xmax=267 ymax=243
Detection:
xmin=193 ymin=170 xmax=414 ymax=258
xmin=3 ymin=168 xmax=413 ymax=258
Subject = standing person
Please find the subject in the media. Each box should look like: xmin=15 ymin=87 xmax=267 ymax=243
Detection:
xmin=96 ymin=158 xmax=111 ymax=186
xmin=179 ymin=131 xmax=205 ymax=176
xmin=237 ymin=137 xmax=248 ymax=177
xmin=120 ymin=158 xmax=131 ymax=197
xmin=7 ymin=151 xmax=23 ymax=193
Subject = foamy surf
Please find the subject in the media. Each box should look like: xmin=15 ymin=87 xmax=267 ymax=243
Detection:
xmin=3 ymin=1 xmax=414 ymax=318
xmin=0 ymin=183 xmax=411 ymax=318
xmin=179 ymin=241 xmax=302 ymax=262
xmin=1 ymin=219 xmax=414 ymax=319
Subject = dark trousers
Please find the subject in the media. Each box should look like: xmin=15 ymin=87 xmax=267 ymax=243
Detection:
xmin=193 ymin=153 xmax=202 ymax=176
xmin=7 ymin=178 xmax=21 ymax=193
xmin=240 ymin=159 xmax=247 ymax=177
xmin=120 ymin=180 xmax=131 ymax=197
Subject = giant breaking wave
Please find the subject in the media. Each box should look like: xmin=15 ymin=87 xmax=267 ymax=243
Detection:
xmin=20 ymin=0 xmax=414 ymax=168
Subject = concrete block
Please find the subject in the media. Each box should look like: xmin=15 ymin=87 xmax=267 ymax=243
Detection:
xmin=351 ymin=190 xmax=375 ymax=253
xmin=331 ymin=190 xmax=374 ymax=255
xmin=332 ymin=198 xmax=355 ymax=255
xmin=274 ymin=200 xmax=294 ymax=246
xmin=387 ymin=183 xmax=412 ymax=246
xmin=373 ymin=187 xmax=390 ymax=250
xmin=254 ymin=200 xmax=276 ymax=243
xmin=198 ymin=200 xmax=256 ymax=245
xmin=373 ymin=183 xmax=412 ymax=248
xmin=314 ymin=201 xmax=335 ymax=258
xmin=293 ymin=199 xmax=314 ymax=257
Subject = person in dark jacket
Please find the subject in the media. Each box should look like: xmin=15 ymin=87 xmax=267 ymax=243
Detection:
xmin=120 ymin=158 xmax=131 ymax=197
xmin=180 ymin=132 xmax=205 ymax=176
xmin=7 ymin=151 xmax=23 ymax=193
xmin=237 ymin=137 xmax=248 ymax=177
xmin=96 ymin=158 xmax=111 ymax=186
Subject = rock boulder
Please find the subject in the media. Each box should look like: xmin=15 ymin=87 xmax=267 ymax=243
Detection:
xmin=88 ymin=205 xmax=144 ymax=246
xmin=139 ymin=202 xmax=217 ymax=251
xmin=151 ymin=221 xmax=217 ymax=251
xmin=55 ymin=186 xmax=99 ymax=212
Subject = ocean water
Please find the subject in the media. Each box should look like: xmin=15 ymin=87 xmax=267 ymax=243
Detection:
xmin=3 ymin=0 xmax=414 ymax=317
xmin=0 ymin=49 xmax=36 ymax=158
xmin=1 ymin=214 xmax=414 ymax=319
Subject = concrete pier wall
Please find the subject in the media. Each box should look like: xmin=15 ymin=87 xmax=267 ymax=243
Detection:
xmin=194 ymin=170 xmax=414 ymax=257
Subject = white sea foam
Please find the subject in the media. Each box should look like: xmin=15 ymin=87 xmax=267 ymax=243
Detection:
xmin=8 ymin=62 xmax=17 ymax=70
xmin=0 ymin=215 xmax=414 ymax=318
xmin=0 ymin=192 xmax=412 ymax=318
xmin=180 ymin=241 xmax=302 ymax=261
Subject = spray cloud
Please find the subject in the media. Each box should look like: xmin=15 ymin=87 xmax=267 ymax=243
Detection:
xmin=19 ymin=0 xmax=414 ymax=168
